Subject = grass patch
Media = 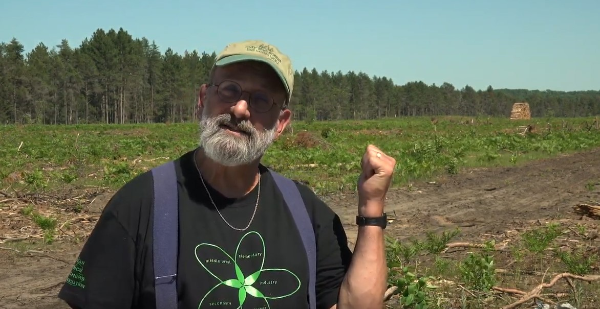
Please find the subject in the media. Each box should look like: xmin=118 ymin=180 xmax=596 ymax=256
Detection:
xmin=2 ymin=116 xmax=600 ymax=196
xmin=383 ymin=222 xmax=600 ymax=308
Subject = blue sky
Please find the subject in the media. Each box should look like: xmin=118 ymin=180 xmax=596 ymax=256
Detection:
xmin=1 ymin=0 xmax=598 ymax=92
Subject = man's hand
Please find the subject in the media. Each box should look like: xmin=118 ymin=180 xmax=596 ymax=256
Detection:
xmin=357 ymin=144 xmax=396 ymax=217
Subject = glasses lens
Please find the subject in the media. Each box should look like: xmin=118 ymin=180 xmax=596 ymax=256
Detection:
xmin=217 ymin=81 xmax=242 ymax=102
xmin=216 ymin=80 xmax=274 ymax=113
xmin=250 ymin=92 xmax=273 ymax=112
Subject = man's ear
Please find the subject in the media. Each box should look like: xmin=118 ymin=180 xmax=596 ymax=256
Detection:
xmin=198 ymin=84 xmax=209 ymax=109
xmin=197 ymin=84 xmax=209 ymax=119
xmin=275 ymin=109 xmax=292 ymax=138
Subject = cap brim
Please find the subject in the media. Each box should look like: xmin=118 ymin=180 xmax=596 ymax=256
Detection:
xmin=215 ymin=54 xmax=290 ymax=97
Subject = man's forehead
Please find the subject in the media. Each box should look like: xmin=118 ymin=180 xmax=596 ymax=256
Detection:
xmin=214 ymin=62 xmax=283 ymax=88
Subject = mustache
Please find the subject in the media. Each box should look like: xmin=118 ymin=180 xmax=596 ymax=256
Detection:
xmin=211 ymin=114 xmax=255 ymax=135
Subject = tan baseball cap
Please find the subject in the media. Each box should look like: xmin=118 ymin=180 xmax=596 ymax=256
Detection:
xmin=214 ymin=40 xmax=294 ymax=103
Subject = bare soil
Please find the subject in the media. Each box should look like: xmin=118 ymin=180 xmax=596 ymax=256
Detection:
xmin=1 ymin=148 xmax=600 ymax=309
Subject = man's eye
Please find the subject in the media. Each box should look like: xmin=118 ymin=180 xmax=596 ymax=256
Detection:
xmin=220 ymin=86 xmax=240 ymax=98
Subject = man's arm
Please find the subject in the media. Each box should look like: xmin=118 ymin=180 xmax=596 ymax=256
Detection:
xmin=57 ymin=173 xmax=151 ymax=309
xmin=66 ymin=301 xmax=81 ymax=309
xmin=299 ymin=144 xmax=393 ymax=309
xmin=336 ymin=145 xmax=394 ymax=309
xmin=299 ymin=193 xmax=386 ymax=309
xmin=57 ymin=209 xmax=137 ymax=309
xmin=335 ymin=224 xmax=386 ymax=309
xmin=317 ymin=208 xmax=387 ymax=309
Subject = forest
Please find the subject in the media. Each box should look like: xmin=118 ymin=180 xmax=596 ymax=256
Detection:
xmin=1 ymin=27 xmax=599 ymax=125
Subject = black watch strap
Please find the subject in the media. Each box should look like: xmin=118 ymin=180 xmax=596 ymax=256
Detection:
xmin=356 ymin=213 xmax=387 ymax=229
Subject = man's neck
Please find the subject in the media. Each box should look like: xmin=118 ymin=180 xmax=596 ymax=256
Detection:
xmin=194 ymin=148 xmax=261 ymax=199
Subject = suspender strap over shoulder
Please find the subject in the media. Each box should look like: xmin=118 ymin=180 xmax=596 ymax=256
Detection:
xmin=151 ymin=161 xmax=179 ymax=309
xmin=270 ymin=170 xmax=317 ymax=309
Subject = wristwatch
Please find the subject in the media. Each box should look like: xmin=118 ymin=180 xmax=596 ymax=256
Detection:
xmin=356 ymin=213 xmax=387 ymax=229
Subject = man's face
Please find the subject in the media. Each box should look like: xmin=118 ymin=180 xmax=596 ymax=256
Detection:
xmin=197 ymin=61 xmax=291 ymax=167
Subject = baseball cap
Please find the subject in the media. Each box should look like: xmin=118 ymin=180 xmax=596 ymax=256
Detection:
xmin=213 ymin=40 xmax=294 ymax=103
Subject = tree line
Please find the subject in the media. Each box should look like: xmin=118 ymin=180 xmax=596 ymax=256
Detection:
xmin=1 ymin=27 xmax=598 ymax=125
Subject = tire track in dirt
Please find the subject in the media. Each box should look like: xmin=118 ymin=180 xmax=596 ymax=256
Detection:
xmin=328 ymin=147 xmax=600 ymax=243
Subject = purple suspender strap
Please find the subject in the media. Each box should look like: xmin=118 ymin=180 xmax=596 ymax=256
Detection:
xmin=270 ymin=170 xmax=317 ymax=309
xmin=151 ymin=161 xmax=179 ymax=309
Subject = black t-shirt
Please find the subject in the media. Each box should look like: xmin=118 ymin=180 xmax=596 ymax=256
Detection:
xmin=58 ymin=149 xmax=353 ymax=309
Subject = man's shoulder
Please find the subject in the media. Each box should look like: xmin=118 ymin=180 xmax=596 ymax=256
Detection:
xmin=292 ymin=179 xmax=339 ymax=217
xmin=100 ymin=168 xmax=155 ymax=225
xmin=263 ymin=168 xmax=337 ymax=218
xmin=291 ymin=179 xmax=321 ymax=202
xmin=109 ymin=152 xmax=192 ymax=208
xmin=109 ymin=169 xmax=154 ymax=203
xmin=263 ymin=167 xmax=318 ymax=200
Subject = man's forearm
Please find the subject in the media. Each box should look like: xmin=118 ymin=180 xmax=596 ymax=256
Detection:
xmin=337 ymin=225 xmax=387 ymax=309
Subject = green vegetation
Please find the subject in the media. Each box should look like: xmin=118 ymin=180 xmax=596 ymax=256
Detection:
xmin=19 ymin=204 xmax=57 ymax=244
xmin=2 ymin=116 xmax=600 ymax=196
xmin=385 ymin=222 xmax=599 ymax=308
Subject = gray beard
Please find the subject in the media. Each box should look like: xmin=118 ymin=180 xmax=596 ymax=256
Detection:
xmin=198 ymin=111 xmax=277 ymax=167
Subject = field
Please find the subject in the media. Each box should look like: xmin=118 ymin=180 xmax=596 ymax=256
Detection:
xmin=1 ymin=116 xmax=599 ymax=308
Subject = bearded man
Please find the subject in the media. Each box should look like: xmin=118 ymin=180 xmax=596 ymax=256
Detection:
xmin=58 ymin=40 xmax=396 ymax=309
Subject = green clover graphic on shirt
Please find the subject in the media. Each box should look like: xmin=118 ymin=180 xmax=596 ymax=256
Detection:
xmin=195 ymin=231 xmax=301 ymax=308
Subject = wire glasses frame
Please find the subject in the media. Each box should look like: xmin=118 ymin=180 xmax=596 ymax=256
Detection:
xmin=207 ymin=80 xmax=287 ymax=113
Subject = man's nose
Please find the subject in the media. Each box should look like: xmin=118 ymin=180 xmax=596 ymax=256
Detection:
xmin=231 ymin=98 xmax=251 ymax=119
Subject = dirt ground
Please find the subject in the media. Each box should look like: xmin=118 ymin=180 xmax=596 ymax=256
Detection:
xmin=333 ymin=148 xmax=600 ymax=245
xmin=1 ymin=147 xmax=599 ymax=309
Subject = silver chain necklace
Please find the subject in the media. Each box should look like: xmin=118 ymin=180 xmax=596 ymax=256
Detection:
xmin=193 ymin=149 xmax=260 ymax=231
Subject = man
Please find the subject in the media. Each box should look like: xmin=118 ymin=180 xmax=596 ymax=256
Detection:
xmin=58 ymin=40 xmax=395 ymax=309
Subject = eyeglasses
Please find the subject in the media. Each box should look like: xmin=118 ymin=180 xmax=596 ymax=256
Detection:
xmin=208 ymin=80 xmax=286 ymax=113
